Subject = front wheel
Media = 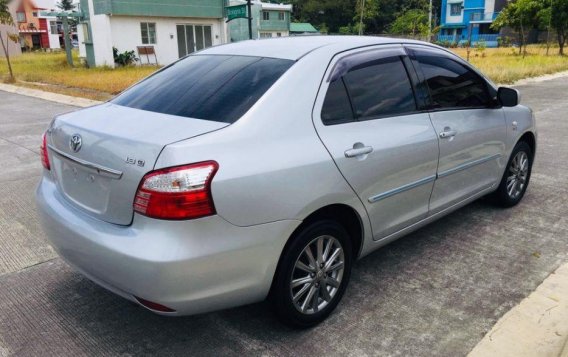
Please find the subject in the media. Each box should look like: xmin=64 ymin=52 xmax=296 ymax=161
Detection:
xmin=270 ymin=220 xmax=353 ymax=328
xmin=491 ymin=141 xmax=533 ymax=207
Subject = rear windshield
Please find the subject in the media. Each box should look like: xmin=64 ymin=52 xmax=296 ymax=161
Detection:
xmin=112 ymin=55 xmax=294 ymax=123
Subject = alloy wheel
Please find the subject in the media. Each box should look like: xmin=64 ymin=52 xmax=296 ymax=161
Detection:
xmin=290 ymin=235 xmax=345 ymax=315
xmin=506 ymin=151 xmax=529 ymax=200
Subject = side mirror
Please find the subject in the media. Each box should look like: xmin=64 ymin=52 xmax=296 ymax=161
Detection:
xmin=498 ymin=87 xmax=520 ymax=107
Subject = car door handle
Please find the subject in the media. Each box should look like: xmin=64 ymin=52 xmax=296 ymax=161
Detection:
xmin=345 ymin=146 xmax=373 ymax=158
xmin=439 ymin=128 xmax=457 ymax=139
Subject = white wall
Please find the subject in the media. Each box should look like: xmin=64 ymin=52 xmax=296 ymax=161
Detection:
xmin=485 ymin=0 xmax=496 ymax=13
xmin=87 ymin=0 xmax=114 ymax=66
xmin=77 ymin=23 xmax=86 ymax=58
xmin=109 ymin=16 xmax=225 ymax=66
xmin=259 ymin=30 xmax=289 ymax=38
xmin=44 ymin=18 xmax=61 ymax=49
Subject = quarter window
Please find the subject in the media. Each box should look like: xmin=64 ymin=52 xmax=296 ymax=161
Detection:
xmin=414 ymin=52 xmax=491 ymax=109
xmin=141 ymin=22 xmax=156 ymax=44
xmin=321 ymin=79 xmax=354 ymax=125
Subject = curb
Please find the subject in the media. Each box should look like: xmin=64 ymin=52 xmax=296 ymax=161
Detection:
xmin=0 ymin=83 xmax=103 ymax=108
xmin=509 ymin=70 xmax=568 ymax=87
xmin=468 ymin=263 xmax=568 ymax=357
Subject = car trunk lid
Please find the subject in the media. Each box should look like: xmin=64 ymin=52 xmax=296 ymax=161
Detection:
xmin=48 ymin=103 xmax=228 ymax=225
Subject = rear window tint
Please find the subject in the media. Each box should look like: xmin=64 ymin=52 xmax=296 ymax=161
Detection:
xmin=112 ymin=55 xmax=293 ymax=123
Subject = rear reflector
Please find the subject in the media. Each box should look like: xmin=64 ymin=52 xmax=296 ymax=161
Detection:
xmin=133 ymin=161 xmax=218 ymax=220
xmin=40 ymin=132 xmax=50 ymax=171
xmin=134 ymin=296 xmax=176 ymax=313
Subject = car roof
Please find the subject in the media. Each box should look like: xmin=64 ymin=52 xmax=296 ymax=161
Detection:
xmin=200 ymin=36 xmax=436 ymax=61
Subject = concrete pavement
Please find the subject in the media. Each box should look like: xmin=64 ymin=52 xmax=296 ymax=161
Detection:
xmin=0 ymin=76 xmax=567 ymax=356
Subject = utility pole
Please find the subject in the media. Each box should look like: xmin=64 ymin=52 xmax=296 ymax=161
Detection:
xmin=358 ymin=0 xmax=365 ymax=36
xmin=247 ymin=0 xmax=252 ymax=40
xmin=428 ymin=0 xmax=433 ymax=42
xmin=61 ymin=15 xmax=73 ymax=66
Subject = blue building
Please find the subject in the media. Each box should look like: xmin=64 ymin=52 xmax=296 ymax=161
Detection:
xmin=438 ymin=0 xmax=508 ymax=47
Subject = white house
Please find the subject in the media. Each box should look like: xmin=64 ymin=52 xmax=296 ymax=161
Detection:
xmin=77 ymin=0 xmax=227 ymax=67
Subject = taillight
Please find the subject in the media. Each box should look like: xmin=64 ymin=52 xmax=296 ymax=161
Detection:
xmin=134 ymin=161 xmax=218 ymax=220
xmin=40 ymin=132 xmax=50 ymax=170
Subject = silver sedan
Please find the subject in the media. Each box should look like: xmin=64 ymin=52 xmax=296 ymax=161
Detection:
xmin=36 ymin=36 xmax=536 ymax=327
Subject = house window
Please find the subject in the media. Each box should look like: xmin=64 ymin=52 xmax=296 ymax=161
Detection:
xmin=50 ymin=21 xmax=58 ymax=34
xmin=450 ymin=4 xmax=462 ymax=16
xmin=278 ymin=12 xmax=285 ymax=20
xmin=262 ymin=11 xmax=269 ymax=20
xmin=277 ymin=32 xmax=282 ymax=37
xmin=32 ymin=11 xmax=38 ymax=17
xmin=16 ymin=12 xmax=25 ymax=22
xmin=141 ymin=22 xmax=156 ymax=44
xmin=260 ymin=32 xmax=272 ymax=38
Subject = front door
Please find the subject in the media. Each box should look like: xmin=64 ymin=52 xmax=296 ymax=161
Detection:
xmin=406 ymin=45 xmax=507 ymax=214
xmin=313 ymin=46 xmax=439 ymax=240
xmin=176 ymin=24 xmax=213 ymax=58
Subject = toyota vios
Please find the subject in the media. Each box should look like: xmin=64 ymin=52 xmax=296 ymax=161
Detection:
xmin=36 ymin=37 xmax=536 ymax=327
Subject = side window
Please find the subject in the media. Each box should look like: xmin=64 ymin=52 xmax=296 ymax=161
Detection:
xmin=342 ymin=56 xmax=416 ymax=120
xmin=414 ymin=51 xmax=491 ymax=109
xmin=321 ymin=78 xmax=354 ymax=125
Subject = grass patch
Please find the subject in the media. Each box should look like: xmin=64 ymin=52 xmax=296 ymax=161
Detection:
xmin=450 ymin=45 xmax=568 ymax=84
xmin=0 ymin=50 xmax=158 ymax=101
xmin=1 ymin=46 xmax=567 ymax=101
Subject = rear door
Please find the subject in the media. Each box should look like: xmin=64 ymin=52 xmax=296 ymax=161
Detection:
xmin=406 ymin=45 xmax=507 ymax=214
xmin=313 ymin=45 xmax=439 ymax=240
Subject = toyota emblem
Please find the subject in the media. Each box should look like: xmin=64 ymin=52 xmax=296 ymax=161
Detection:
xmin=70 ymin=134 xmax=82 ymax=153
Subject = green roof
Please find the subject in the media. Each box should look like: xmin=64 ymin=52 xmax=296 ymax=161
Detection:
xmin=290 ymin=23 xmax=318 ymax=33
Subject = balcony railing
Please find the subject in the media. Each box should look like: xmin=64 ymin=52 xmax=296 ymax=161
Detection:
xmin=436 ymin=34 xmax=500 ymax=43
xmin=470 ymin=12 xmax=499 ymax=22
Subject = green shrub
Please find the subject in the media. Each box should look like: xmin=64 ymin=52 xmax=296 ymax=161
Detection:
xmin=113 ymin=47 xmax=137 ymax=66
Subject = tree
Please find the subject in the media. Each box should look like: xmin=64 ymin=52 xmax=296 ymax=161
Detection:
xmin=282 ymin=0 xmax=441 ymax=34
xmin=390 ymin=9 xmax=430 ymax=37
xmin=353 ymin=0 xmax=380 ymax=35
xmin=550 ymin=0 xmax=568 ymax=55
xmin=492 ymin=0 xmax=544 ymax=55
xmin=57 ymin=0 xmax=75 ymax=11
xmin=285 ymin=0 xmax=357 ymax=33
xmin=0 ymin=0 xmax=18 ymax=82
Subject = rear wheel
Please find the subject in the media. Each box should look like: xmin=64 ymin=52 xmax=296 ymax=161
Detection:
xmin=491 ymin=141 xmax=533 ymax=207
xmin=270 ymin=220 xmax=352 ymax=328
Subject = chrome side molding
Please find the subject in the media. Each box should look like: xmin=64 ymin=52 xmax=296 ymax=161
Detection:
xmin=438 ymin=154 xmax=502 ymax=178
xmin=368 ymin=175 xmax=436 ymax=203
xmin=368 ymin=154 xmax=501 ymax=204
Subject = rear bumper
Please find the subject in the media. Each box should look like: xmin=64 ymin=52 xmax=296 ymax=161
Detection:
xmin=36 ymin=176 xmax=299 ymax=315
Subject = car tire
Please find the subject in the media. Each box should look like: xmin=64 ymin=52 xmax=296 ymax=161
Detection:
xmin=491 ymin=141 xmax=533 ymax=208
xmin=270 ymin=220 xmax=353 ymax=328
